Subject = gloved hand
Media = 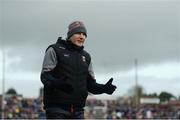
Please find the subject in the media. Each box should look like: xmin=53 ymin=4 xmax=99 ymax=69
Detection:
xmin=51 ymin=77 xmax=73 ymax=94
xmin=58 ymin=84 xmax=73 ymax=94
xmin=41 ymin=72 xmax=73 ymax=94
xmin=45 ymin=81 xmax=73 ymax=94
xmin=104 ymin=78 xmax=117 ymax=94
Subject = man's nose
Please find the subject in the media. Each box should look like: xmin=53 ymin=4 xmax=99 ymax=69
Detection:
xmin=79 ymin=33 xmax=85 ymax=38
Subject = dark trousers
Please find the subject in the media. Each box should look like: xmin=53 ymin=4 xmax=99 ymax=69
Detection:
xmin=45 ymin=107 xmax=84 ymax=119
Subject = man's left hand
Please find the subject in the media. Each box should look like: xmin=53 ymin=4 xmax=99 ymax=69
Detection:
xmin=104 ymin=78 xmax=117 ymax=95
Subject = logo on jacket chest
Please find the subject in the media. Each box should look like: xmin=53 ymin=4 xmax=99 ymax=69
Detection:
xmin=63 ymin=53 xmax=70 ymax=57
xmin=62 ymin=53 xmax=86 ymax=63
xmin=82 ymin=56 xmax=86 ymax=62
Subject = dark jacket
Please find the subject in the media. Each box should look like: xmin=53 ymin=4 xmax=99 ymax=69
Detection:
xmin=41 ymin=38 xmax=105 ymax=109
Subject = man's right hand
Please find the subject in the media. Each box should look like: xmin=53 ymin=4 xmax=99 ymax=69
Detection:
xmin=41 ymin=72 xmax=73 ymax=94
xmin=51 ymin=77 xmax=73 ymax=94
xmin=58 ymin=84 xmax=73 ymax=94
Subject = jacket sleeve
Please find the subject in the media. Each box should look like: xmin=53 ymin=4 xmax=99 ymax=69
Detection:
xmin=40 ymin=47 xmax=58 ymax=85
xmin=87 ymin=61 xmax=105 ymax=94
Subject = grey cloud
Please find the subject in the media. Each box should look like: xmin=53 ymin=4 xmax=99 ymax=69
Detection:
xmin=1 ymin=0 xmax=179 ymax=73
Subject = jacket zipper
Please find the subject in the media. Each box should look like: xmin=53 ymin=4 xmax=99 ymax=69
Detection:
xmin=71 ymin=104 xmax=74 ymax=113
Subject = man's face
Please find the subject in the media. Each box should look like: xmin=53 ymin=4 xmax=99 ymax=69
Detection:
xmin=70 ymin=32 xmax=86 ymax=47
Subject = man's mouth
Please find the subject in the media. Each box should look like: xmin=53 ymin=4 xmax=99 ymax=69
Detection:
xmin=77 ymin=40 xmax=83 ymax=43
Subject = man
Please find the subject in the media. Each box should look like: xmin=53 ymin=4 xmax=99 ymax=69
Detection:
xmin=40 ymin=21 xmax=117 ymax=119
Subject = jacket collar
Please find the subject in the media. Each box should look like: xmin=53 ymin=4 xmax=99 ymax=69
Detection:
xmin=56 ymin=37 xmax=84 ymax=51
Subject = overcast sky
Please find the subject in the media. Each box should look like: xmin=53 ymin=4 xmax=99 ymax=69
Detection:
xmin=0 ymin=0 xmax=180 ymax=98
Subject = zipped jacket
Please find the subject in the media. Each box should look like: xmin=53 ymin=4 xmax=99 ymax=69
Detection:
xmin=41 ymin=38 xmax=105 ymax=108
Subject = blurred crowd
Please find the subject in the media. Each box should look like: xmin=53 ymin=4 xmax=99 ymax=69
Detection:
xmin=0 ymin=96 xmax=45 ymax=119
xmin=85 ymin=99 xmax=180 ymax=119
xmin=0 ymin=95 xmax=180 ymax=119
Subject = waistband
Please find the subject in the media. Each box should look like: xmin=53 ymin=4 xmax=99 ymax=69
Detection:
xmin=45 ymin=103 xmax=84 ymax=112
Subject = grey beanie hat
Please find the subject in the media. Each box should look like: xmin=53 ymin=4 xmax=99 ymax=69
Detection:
xmin=67 ymin=21 xmax=87 ymax=39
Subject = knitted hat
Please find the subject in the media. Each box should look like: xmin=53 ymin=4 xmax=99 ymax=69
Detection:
xmin=67 ymin=21 xmax=87 ymax=39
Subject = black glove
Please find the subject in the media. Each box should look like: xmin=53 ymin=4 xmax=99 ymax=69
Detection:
xmin=45 ymin=81 xmax=73 ymax=94
xmin=48 ymin=75 xmax=73 ymax=94
xmin=41 ymin=72 xmax=73 ymax=94
xmin=103 ymin=78 xmax=117 ymax=95
xmin=57 ymin=83 xmax=73 ymax=94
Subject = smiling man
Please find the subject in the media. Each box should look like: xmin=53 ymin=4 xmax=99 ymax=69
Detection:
xmin=40 ymin=21 xmax=117 ymax=119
